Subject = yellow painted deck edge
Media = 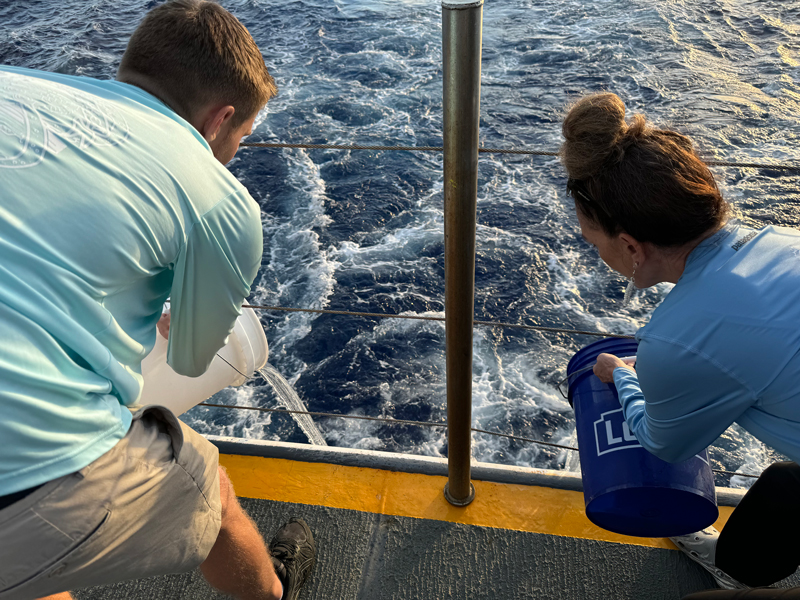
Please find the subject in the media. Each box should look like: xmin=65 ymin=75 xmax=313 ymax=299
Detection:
xmin=221 ymin=453 xmax=733 ymax=550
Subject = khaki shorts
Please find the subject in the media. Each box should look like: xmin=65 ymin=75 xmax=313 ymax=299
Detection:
xmin=0 ymin=406 xmax=222 ymax=600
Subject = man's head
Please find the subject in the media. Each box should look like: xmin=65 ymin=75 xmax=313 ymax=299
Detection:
xmin=118 ymin=0 xmax=277 ymax=163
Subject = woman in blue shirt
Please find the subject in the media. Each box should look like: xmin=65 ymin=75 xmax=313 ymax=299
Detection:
xmin=561 ymin=92 xmax=800 ymax=598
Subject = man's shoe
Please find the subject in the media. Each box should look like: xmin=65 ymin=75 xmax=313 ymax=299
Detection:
xmin=670 ymin=526 xmax=748 ymax=590
xmin=269 ymin=517 xmax=317 ymax=600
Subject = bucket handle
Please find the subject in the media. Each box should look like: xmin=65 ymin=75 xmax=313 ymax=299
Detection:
xmin=556 ymin=356 xmax=637 ymax=400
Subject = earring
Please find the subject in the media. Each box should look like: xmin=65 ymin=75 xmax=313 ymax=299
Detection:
xmin=623 ymin=263 xmax=638 ymax=307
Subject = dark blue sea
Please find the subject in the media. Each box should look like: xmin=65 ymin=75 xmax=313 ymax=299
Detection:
xmin=2 ymin=0 xmax=800 ymax=487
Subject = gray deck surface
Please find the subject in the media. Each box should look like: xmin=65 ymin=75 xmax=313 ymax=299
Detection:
xmin=71 ymin=497 xmax=800 ymax=600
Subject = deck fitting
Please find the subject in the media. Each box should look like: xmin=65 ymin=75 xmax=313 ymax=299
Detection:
xmin=444 ymin=481 xmax=476 ymax=506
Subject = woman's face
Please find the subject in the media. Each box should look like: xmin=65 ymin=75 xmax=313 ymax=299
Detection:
xmin=575 ymin=205 xmax=634 ymax=278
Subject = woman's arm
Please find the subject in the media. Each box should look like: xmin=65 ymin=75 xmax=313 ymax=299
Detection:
xmin=607 ymin=340 xmax=756 ymax=463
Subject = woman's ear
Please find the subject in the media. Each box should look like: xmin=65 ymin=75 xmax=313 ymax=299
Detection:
xmin=617 ymin=232 xmax=646 ymax=270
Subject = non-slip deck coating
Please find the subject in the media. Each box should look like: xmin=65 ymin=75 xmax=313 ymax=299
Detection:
xmin=72 ymin=497 xmax=800 ymax=600
xmin=70 ymin=451 xmax=800 ymax=599
xmin=73 ymin=499 xmax=718 ymax=600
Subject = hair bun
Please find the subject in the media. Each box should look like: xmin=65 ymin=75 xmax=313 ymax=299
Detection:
xmin=560 ymin=93 xmax=645 ymax=180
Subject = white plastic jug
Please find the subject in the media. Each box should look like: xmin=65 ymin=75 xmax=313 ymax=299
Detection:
xmin=139 ymin=308 xmax=268 ymax=416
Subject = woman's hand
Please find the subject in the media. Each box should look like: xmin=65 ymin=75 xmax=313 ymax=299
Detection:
xmin=593 ymin=353 xmax=636 ymax=383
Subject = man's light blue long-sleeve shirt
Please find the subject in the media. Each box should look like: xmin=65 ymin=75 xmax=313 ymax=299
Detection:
xmin=613 ymin=220 xmax=800 ymax=464
xmin=0 ymin=66 xmax=263 ymax=494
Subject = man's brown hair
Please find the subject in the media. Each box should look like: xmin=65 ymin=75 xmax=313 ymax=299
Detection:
xmin=119 ymin=0 xmax=277 ymax=126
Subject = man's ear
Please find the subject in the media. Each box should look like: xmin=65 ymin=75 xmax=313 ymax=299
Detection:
xmin=199 ymin=105 xmax=236 ymax=143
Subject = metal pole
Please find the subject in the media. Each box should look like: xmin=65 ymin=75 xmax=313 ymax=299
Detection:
xmin=442 ymin=0 xmax=483 ymax=507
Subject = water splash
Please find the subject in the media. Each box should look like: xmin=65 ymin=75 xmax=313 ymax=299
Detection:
xmin=564 ymin=428 xmax=581 ymax=473
xmin=258 ymin=363 xmax=327 ymax=446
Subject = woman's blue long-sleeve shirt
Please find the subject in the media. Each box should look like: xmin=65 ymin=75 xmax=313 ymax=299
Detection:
xmin=613 ymin=220 xmax=800 ymax=464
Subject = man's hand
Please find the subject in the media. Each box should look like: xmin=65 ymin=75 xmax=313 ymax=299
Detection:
xmin=157 ymin=312 xmax=170 ymax=339
xmin=594 ymin=353 xmax=636 ymax=383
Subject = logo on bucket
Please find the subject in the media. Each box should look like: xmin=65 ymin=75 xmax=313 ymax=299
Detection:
xmin=593 ymin=409 xmax=711 ymax=464
xmin=594 ymin=408 xmax=641 ymax=456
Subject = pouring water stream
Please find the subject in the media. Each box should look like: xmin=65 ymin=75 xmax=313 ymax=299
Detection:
xmin=258 ymin=363 xmax=327 ymax=446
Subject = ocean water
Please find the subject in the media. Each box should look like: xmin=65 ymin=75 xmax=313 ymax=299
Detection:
xmin=2 ymin=0 xmax=800 ymax=488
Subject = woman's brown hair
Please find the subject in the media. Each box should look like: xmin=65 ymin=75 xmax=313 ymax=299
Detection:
xmin=560 ymin=93 xmax=728 ymax=247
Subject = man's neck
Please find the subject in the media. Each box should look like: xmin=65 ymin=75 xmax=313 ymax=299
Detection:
xmin=116 ymin=71 xmax=194 ymax=125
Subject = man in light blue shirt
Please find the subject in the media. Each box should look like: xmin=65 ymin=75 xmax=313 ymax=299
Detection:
xmin=0 ymin=2 xmax=315 ymax=600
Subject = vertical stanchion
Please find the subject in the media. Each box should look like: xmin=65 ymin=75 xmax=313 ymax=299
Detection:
xmin=442 ymin=0 xmax=483 ymax=507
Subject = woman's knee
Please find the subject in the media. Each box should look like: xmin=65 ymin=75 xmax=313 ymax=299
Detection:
xmin=757 ymin=461 xmax=800 ymax=493
xmin=760 ymin=461 xmax=800 ymax=479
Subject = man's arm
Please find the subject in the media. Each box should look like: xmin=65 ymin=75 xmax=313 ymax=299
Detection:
xmin=157 ymin=312 xmax=170 ymax=339
xmin=166 ymin=191 xmax=263 ymax=377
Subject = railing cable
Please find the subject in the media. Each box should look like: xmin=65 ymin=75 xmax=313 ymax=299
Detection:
xmin=225 ymin=137 xmax=766 ymax=480
xmin=197 ymin=402 xmax=759 ymax=479
xmin=198 ymin=401 xmax=594 ymax=453
xmin=242 ymin=304 xmax=635 ymax=339
xmin=241 ymin=142 xmax=556 ymax=156
xmin=240 ymin=142 xmax=800 ymax=171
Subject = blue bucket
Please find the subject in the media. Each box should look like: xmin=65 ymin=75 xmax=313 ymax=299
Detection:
xmin=567 ymin=337 xmax=718 ymax=537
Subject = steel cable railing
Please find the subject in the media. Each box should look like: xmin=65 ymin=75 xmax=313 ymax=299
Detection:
xmin=240 ymin=141 xmax=800 ymax=172
xmin=243 ymin=304 xmax=636 ymax=340
xmin=209 ymin=345 xmax=759 ymax=480
xmin=197 ymin=401 xmax=759 ymax=480
xmin=230 ymin=139 xmax=777 ymax=483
